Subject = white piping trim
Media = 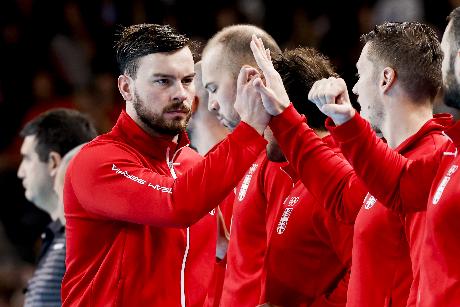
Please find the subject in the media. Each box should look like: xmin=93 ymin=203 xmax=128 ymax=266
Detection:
xmin=442 ymin=131 xmax=458 ymax=157
xmin=166 ymin=144 xmax=190 ymax=307
xmin=180 ymin=227 xmax=190 ymax=307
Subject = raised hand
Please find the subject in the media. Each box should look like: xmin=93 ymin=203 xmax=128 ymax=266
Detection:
xmin=234 ymin=65 xmax=271 ymax=135
xmin=250 ymin=35 xmax=290 ymax=116
xmin=308 ymin=77 xmax=356 ymax=125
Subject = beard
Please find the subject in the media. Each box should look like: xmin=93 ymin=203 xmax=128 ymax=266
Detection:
xmin=133 ymin=91 xmax=192 ymax=136
xmin=443 ymin=60 xmax=460 ymax=110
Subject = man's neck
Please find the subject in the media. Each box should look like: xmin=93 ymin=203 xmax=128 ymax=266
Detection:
xmin=381 ymin=99 xmax=433 ymax=149
xmin=190 ymin=118 xmax=229 ymax=156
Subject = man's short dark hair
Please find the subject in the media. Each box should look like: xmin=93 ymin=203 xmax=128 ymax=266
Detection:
xmin=361 ymin=21 xmax=442 ymax=102
xmin=115 ymin=24 xmax=190 ymax=77
xmin=203 ymin=24 xmax=282 ymax=77
xmin=273 ymin=47 xmax=338 ymax=130
xmin=20 ymin=108 xmax=97 ymax=162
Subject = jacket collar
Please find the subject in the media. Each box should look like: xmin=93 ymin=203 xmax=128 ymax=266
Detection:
xmin=110 ymin=110 xmax=190 ymax=161
xmin=395 ymin=113 xmax=455 ymax=153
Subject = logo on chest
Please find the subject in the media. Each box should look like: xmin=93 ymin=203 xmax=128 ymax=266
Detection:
xmin=432 ymin=164 xmax=458 ymax=205
xmin=363 ymin=193 xmax=377 ymax=210
xmin=276 ymin=196 xmax=300 ymax=234
xmin=238 ymin=163 xmax=259 ymax=201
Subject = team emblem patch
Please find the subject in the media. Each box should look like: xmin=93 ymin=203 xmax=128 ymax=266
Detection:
xmin=276 ymin=196 xmax=300 ymax=234
xmin=238 ymin=163 xmax=258 ymax=201
xmin=432 ymin=164 xmax=458 ymax=205
xmin=363 ymin=193 xmax=377 ymax=210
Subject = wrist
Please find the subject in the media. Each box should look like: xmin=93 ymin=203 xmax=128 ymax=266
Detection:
xmin=333 ymin=109 xmax=355 ymax=126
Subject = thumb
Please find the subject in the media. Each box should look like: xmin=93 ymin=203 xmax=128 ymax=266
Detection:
xmin=321 ymin=103 xmax=350 ymax=115
xmin=254 ymin=78 xmax=282 ymax=116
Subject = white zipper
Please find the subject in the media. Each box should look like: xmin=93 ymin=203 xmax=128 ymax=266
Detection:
xmin=166 ymin=145 xmax=189 ymax=307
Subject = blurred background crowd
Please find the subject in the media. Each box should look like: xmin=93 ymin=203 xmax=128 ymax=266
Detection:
xmin=0 ymin=0 xmax=459 ymax=305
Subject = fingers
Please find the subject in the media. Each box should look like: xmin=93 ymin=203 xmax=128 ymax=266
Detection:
xmin=250 ymin=35 xmax=273 ymax=73
xmin=308 ymin=77 xmax=350 ymax=109
xmin=237 ymin=65 xmax=259 ymax=93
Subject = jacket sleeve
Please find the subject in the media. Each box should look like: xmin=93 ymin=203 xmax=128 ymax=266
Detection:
xmin=269 ymin=104 xmax=367 ymax=223
xmin=328 ymin=112 xmax=445 ymax=213
xmin=69 ymin=122 xmax=267 ymax=227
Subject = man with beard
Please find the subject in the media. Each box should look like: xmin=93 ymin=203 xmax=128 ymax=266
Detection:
xmin=252 ymin=8 xmax=460 ymax=306
xmin=201 ymin=25 xmax=293 ymax=306
xmin=62 ymin=24 xmax=270 ymax=306
xmin=251 ymin=22 xmax=451 ymax=306
xmin=187 ymin=61 xmax=232 ymax=307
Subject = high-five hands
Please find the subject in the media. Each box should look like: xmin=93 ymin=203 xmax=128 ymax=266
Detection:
xmin=234 ymin=66 xmax=271 ymax=135
xmin=307 ymin=77 xmax=356 ymax=125
xmin=250 ymin=35 xmax=291 ymax=116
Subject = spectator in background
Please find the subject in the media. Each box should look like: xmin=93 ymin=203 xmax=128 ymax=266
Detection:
xmin=17 ymin=109 xmax=97 ymax=307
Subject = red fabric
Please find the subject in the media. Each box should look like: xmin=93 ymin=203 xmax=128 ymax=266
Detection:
xmin=220 ymin=152 xmax=292 ymax=307
xmin=62 ymin=110 xmax=266 ymax=306
xmin=351 ymin=114 xmax=451 ymax=307
xmin=269 ymin=105 xmax=454 ymax=306
xmin=204 ymin=192 xmax=234 ymax=307
xmin=328 ymin=112 xmax=460 ymax=307
xmin=262 ymin=135 xmax=353 ymax=307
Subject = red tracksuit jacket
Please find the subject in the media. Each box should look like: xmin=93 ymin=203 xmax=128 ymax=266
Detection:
xmin=328 ymin=112 xmax=460 ymax=307
xmin=219 ymin=151 xmax=292 ymax=306
xmin=262 ymin=135 xmax=353 ymax=307
xmin=204 ymin=191 xmax=234 ymax=307
xmin=352 ymin=113 xmax=451 ymax=307
xmin=62 ymin=110 xmax=266 ymax=306
xmin=269 ymin=105 xmax=453 ymax=306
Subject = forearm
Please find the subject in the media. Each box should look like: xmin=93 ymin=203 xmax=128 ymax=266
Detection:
xmin=71 ymin=122 xmax=267 ymax=227
xmin=328 ymin=113 xmax=440 ymax=213
xmin=269 ymin=104 xmax=362 ymax=223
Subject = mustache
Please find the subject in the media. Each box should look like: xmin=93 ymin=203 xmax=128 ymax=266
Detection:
xmin=163 ymin=102 xmax=191 ymax=113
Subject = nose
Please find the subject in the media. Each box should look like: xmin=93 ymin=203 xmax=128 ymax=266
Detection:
xmin=17 ymin=161 xmax=24 ymax=179
xmin=172 ymin=83 xmax=188 ymax=103
xmin=208 ymin=94 xmax=219 ymax=113
xmin=352 ymin=82 xmax=358 ymax=95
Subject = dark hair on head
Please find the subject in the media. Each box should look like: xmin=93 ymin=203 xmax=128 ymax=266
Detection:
xmin=361 ymin=21 xmax=442 ymax=102
xmin=273 ymin=47 xmax=338 ymax=130
xmin=20 ymin=108 xmax=98 ymax=162
xmin=447 ymin=7 xmax=460 ymax=53
xmin=115 ymin=24 xmax=190 ymax=77
xmin=203 ymin=24 xmax=281 ymax=76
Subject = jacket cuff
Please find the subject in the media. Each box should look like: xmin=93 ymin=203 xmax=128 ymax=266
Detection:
xmin=232 ymin=121 xmax=267 ymax=153
xmin=269 ymin=104 xmax=305 ymax=134
xmin=326 ymin=112 xmax=369 ymax=143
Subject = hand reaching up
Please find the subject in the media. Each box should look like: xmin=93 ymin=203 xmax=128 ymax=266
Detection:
xmin=308 ymin=77 xmax=356 ymax=125
xmin=234 ymin=66 xmax=271 ymax=135
xmin=250 ymin=35 xmax=291 ymax=116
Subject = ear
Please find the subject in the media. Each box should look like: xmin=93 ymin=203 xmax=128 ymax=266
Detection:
xmin=191 ymin=96 xmax=199 ymax=114
xmin=454 ymin=49 xmax=460 ymax=84
xmin=118 ymin=74 xmax=134 ymax=102
xmin=48 ymin=151 xmax=62 ymax=177
xmin=380 ymin=67 xmax=396 ymax=94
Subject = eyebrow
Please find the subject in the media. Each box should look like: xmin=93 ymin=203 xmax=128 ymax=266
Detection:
xmin=152 ymin=73 xmax=196 ymax=79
